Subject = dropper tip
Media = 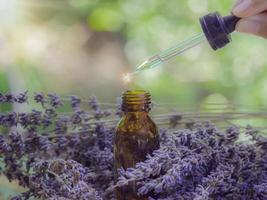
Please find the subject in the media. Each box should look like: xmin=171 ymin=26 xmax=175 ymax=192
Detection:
xmin=136 ymin=60 xmax=149 ymax=72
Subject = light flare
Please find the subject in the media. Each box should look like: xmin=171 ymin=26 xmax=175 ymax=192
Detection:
xmin=122 ymin=73 xmax=132 ymax=83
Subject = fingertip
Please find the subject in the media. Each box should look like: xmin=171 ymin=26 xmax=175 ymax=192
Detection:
xmin=235 ymin=18 xmax=260 ymax=34
xmin=233 ymin=0 xmax=267 ymax=18
xmin=232 ymin=0 xmax=252 ymax=18
xmin=231 ymin=11 xmax=246 ymax=18
xmin=235 ymin=15 xmax=267 ymax=39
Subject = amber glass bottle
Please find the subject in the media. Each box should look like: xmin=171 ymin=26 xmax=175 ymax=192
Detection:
xmin=114 ymin=90 xmax=160 ymax=200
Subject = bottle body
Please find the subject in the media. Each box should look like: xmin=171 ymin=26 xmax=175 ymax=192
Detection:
xmin=114 ymin=91 xmax=159 ymax=200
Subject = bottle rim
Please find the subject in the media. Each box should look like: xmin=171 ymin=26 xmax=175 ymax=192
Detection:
xmin=122 ymin=90 xmax=151 ymax=112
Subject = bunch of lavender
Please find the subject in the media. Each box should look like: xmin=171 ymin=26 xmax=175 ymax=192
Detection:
xmin=23 ymin=159 xmax=101 ymax=200
xmin=1 ymin=92 xmax=267 ymax=200
xmin=116 ymin=124 xmax=267 ymax=199
xmin=0 ymin=92 xmax=115 ymax=199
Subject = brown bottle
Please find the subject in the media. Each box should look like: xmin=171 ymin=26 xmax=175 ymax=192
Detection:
xmin=114 ymin=90 xmax=160 ymax=200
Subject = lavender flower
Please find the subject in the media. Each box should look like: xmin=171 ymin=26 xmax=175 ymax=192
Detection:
xmin=70 ymin=95 xmax=81 ymax=110
xmin=15 ymin=91 xmax=28 ymax=103
xmin=34 ymin=93 xmax=46 ymax=106
xmin=1 ymin=92 xmax=267 ymax=200
xmin=0 ymin=92 xmax=28 ymax=104
xmin=28 ymin=159 xmax=102 ymax=200
xmin=48 ymin=93 xmax=63 ymax=108
xmin=89 ymin=96 xmax=99 ymax=111
xmin=5 ymin=93 xmax=15 ymax=103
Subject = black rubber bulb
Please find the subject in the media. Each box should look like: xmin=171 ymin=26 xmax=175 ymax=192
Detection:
xmin=200 ymin=12 xmax=241 ymax=50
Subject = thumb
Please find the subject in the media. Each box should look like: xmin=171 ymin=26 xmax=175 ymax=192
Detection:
xmin=233 ymin=0 xmax=267 ymax=18
xmin=236 ymin=12 xmax=267 ymax=39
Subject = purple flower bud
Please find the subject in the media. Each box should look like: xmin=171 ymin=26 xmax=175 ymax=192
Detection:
xmin=70 ymin=95 xmax=81 ymax=109
xmin=5 ymin=93 xmax=15 ymax=103
xmin=89 ymin=96 xmax=99 ymax=111
xmin=15 ymin=91 xmax=28 ymax=103
xmin=5 ymin=112 xmax=18 ymax=127
xmin=34 ymin=93 xmax=46 ymax=106
xmin=48 ymin=93 xmax=63 ymax=108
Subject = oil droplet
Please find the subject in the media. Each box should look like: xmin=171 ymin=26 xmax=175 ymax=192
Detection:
xmin=122 ymin=73 xmax=131 ymax=83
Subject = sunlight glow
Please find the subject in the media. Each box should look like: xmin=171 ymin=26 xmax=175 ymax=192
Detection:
xmin=0 ymin=0 xmax=19 ymax=27
xmin=122 ymin=73 xmax=131 ymax=83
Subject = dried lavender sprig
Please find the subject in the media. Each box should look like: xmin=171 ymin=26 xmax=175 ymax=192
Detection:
xmin=115 ymin=123 xmax=266 ymax=199
xmin=0 ymin=92 xmax=28 ymax=104
xmin=1 ymin=92 xmax=267 ymax=200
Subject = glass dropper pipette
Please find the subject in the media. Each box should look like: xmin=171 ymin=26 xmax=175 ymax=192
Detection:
xmin=131 ymin=12 xmax=240 ymax=75
xmin=134 ymin=33 xmax=206 ymax=74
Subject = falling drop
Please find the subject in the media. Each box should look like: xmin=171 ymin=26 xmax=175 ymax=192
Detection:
xmin=122 ymin=73 xmax=131 ymax=83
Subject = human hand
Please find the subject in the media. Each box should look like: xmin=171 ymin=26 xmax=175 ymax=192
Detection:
xmin=232 ymin=0 xmax=267 ymax=38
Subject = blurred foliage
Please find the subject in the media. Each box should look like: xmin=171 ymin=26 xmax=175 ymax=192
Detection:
xmin=0 ymin=0 xmax=266 ymax=108
xmin=0 ymin=0 xmax=267 ymax=198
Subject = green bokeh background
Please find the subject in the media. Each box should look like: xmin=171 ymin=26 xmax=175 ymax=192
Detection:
xmin=0 ymin=0 xmax=267 ymax=105
xmin=0 ymin=0 xmax=266 ymax=106
xmin=0 ymin=0 xmax=267 ymax=198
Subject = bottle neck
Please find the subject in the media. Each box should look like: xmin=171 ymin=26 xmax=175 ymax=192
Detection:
xmin=123 ymin=112 xmax=148 ymax=122
xmin=121 ymin=90 xmax=151 ymax=113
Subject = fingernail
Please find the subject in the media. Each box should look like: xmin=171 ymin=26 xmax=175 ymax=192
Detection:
xmin=233 ymin=0 xmax=251 ymax=14
xmin=236 ymin=19 xmax=261 ymax=34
